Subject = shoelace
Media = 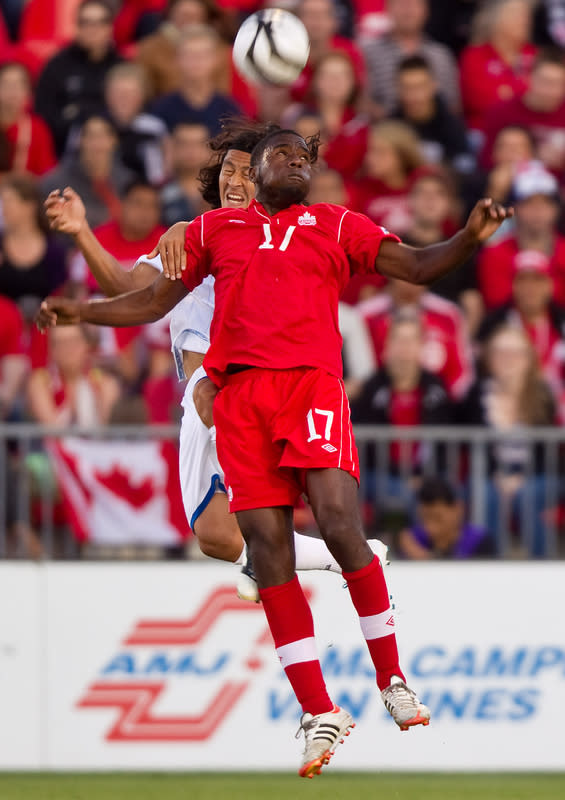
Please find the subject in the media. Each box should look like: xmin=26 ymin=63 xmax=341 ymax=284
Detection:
xmin=384 ymin=683 xmax=418 ymax=712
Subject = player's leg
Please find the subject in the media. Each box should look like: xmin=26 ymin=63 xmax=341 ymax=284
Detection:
xmin=192 ymin=493 xmax=244 ymax=562
xmin=236 ymin=504 xmax=354 ymax=777
xmin=306 ymin=467 xmax=430 ymax=731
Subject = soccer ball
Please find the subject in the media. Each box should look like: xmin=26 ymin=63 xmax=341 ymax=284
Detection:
xmin=232 ymin=8 xmax=310 ymax=87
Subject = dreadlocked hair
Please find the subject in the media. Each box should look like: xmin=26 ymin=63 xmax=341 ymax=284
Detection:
xmin=199 ymin=118 xmax=281 ymax=208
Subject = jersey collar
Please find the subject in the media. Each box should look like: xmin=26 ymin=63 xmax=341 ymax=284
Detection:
xmin=249 ymin=198 xmax=307 ymax=220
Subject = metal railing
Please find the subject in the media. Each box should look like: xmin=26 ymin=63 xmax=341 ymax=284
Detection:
xmin=0 ymin=424 xmax=563 ymax=559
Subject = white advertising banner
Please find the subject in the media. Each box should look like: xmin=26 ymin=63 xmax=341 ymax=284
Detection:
xmin=2 ymin=562 xmax=565 ymax=770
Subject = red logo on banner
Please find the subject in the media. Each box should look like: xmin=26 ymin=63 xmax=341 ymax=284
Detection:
xmin=76 ymin=587 xmax=290 ymax=743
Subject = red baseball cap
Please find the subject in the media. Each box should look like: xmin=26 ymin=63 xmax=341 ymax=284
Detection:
xmin=513 ymin=250 xmax=552 ymax=276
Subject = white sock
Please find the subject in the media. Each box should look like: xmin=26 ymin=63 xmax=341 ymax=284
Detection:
xmin=234 ymin=543 xmax=246 ymax=565
xmin=293 ymin=533 xmax=389 ymax=573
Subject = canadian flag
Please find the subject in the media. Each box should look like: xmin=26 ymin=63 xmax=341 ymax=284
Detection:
xmin=47 ymin=438 xmax=189 ymax=545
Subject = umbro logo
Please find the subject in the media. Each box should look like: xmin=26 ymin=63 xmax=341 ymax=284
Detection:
xmin=386 ymin=615 xmax=395 ymax=626
xmin=321 ymin=443 xmax=337 ymax=453
xmin=298 ymin=211 xmax=317 ymax=226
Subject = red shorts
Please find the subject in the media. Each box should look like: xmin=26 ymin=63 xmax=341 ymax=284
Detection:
xmin=213 ymin=367 xmax=360 ymax=512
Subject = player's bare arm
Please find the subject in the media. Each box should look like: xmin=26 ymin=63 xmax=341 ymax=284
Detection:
xmin=45 ymin=188 xmax=168 ymax=296
xmin=376 ymin=198 xmax=513 ymax=285
xmin=147 ymin=221 xmax=190 ymax=281
xmin=37 ymin=274 xmax=187 ymax=330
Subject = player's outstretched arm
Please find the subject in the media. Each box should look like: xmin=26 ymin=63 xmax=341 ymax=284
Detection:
xmin=376 ymin=198 xmax=513 ymax=285
xmin=37 ymin=274 xmax=188 ymax=331
xmin=45 ymin=188 xmax=158 ymax=296
xmin=146 ymin=221 xmax=190 ymax=280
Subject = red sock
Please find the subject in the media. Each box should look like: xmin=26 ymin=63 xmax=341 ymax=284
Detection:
xmin=343 ymin=556 xmax=405 ymax=691
xmin=259 ymin=576 xmax=333 ymax=715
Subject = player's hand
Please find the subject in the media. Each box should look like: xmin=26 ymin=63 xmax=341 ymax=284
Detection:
xmin=147 ymin=221 xmax=189 ymax=281
xmin=36 ymin=297 xmax=82 ymax=331
xmin=464 ymin=198 xmax=514 ymax=244
xmin=44 ymin=187 xmax=86 ymax=235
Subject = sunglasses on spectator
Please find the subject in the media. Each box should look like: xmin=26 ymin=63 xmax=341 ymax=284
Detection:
xmin=78 ymin=15 xmax=112 ymax=26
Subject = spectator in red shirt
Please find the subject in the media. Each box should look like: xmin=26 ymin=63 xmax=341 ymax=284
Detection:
xmin=0 ymin=294 xmax=28 ymax=419
xmin=0 ymin=62 xmax=56 ymax=176
xmin=359 ymin=277 xmax=475 ymax=400
xmin=283 ymin=51 xmax=369 ymax=180
xmin=42 ymin=114 xmax=137 ymax=231
xmin=360 ymin=0 xmax=461 ymax=116
xmin=484 ymin=124 xmax=537 ymax=202
xmin=351 ymin=310 xmax=453 ymax=513
xmin=293 ymin=0 xmax=366 ymax=103
xmin=481 ymin=48 xmax=565 ymax=176
xmin=478 ymin=250 xmax=565 ymax=395
xmin=459 ymin=0 xmax=536 ymax=136
xmin=477 ymin=160 xmax=565 ymax=309
xmin=350 ymin=119 xmax=424 ymax=236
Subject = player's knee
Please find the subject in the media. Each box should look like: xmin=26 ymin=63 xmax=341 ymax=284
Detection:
xmin=194 ymin=518 xmax=243 ymax=563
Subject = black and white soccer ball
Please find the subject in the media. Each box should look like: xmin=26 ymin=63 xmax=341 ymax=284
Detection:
xmin=232 ymin=8 xmax=310 ymax=87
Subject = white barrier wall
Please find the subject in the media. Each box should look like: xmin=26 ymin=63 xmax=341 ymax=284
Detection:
xmin=0 ymin=562 xmax=564 ymax=771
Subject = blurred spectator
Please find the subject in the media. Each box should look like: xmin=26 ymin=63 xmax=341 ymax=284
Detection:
xmin=534 ymin=0 xmax=565 ymax=48
xmin=361 ymin=0 xmax=461 ymax=116
xmin=351 ymin=310 xmax=453 ymax=509
xmin=350 ymin=120 xmax=424 ymax=236
xmin=477 ymin=161 xmax=565 ymax=309
xmin=114 ymin=0 xmax=167 ymax=49
xmin=484 ymin=125 xmax=536 ymax=201
xmin=307 ymin=167 xmax=347 ymax=205
xmin=18 ymin=0 xmax=85 ymax=67
xmin=150 ymin=26 xmax=240 ymax=137
xmin=42 ymin=114 xmax=136 ymax=230
xmin=424 ymin=0 xmax=480 ymax=56
xmin=359 ymin=277 xmax=474 ymax=400
xmin=283 ymin=51 xmax=369 ymax=179
xmin=402 ymin=170 xmax=482 ymax=336
xmin=458 ymin=325 xmax=556 ymax=556
xmin=0 ymin=61 xmax=56 ymax=176
xmin=338 ymin=301 xmax=376 ymax=400
xmin=0 ymin=174 xmax=67 ymax=319
xmin=481 ymin=49 xmax=565 ymax=176
xmin=478 ymin=250 xmax=565 ymax=394
xmin=34 ymin=0 xmax=122 ymax=155
xmin=103 ymin=62 xmax=168 ymax=186
xmin=0 ymin=294 xmax=28 ymax=419
xmin=161 ymin=122 xmax=210 ymax=226
xmin=392 ymin=55 xmax=474 ymax=174
xmin=398 ymin=476 xmax=495 ymax=559
xmin=459 ymin=0 xmax=536 ymax=135
xmin=294 ymin=0 xmax=366 ymax=104
xmin=27 ymin=324 xmax=120 ymax=426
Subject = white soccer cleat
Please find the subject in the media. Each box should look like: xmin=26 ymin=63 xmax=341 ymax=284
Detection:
xmin=296 ymin=705 xmax=355 ymax=778
xmin=381 ymin=675 xmax=431 ymax=731
xmin=368 ymin=538 xmax=390 ymax=566
xmin=236 ymin=557 xmax=260 ymax=603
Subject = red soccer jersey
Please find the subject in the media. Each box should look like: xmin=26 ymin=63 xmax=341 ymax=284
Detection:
xmin=181 ymin=200 xmax=399 ymax=386
xmin=0 ymin=295 xmax=25 ymax=358
xmin=349 ymin=176 xmax=415 ymax=237
xmin=359 ymin=292 xmax=474 ymax=400
xmin=477 ymin=236 xmax=565 ymax=309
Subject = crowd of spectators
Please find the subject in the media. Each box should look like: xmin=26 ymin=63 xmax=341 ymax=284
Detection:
xmin=1 ymin=0 xmax=565 ymax=557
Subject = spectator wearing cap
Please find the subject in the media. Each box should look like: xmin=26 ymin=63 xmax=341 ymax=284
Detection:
xmin=358 ymin=277 xmax=474 ymax=401
xmin=34 ymin=0 xmax=122 ymax=155
xmin=459 ymin=0 xmax=536 ymax=135
xmin=150 ymin=26 xmax=240 ymax=138
xmin=477 ymin=161 xmax=565 ymax=309
xmin=360 ymin=0 xmax=461 ymax=117
xmin=42 ymin=115 xmax=136 ymax=230
xmin=481 ymin=48 xmax=565 ymax=176
xmin=478 ymin=250 xmax=565 ymax=394
xmin=398 ymin=477 xmax=496 ymax=560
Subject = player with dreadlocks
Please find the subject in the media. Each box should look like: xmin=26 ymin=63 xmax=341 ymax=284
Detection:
xmin=43 ymin=118 xmax=388 ymax=598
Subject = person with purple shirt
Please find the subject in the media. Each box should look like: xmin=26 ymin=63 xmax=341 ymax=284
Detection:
xmin=398 ymin=477 xmax=495 ymax=559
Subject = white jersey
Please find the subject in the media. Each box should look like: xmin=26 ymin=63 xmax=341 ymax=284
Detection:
xmin=134 ymin=253 xmax=214 ymax=379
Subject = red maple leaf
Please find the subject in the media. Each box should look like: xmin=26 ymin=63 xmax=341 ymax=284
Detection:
xmin=95 ymin=464 xmax=154 ymax=508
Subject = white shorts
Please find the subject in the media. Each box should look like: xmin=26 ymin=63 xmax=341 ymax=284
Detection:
xmin=179 ymin=366 xmax=226 ymax=530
